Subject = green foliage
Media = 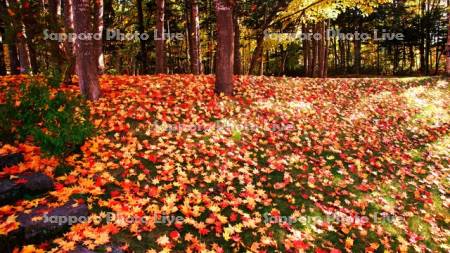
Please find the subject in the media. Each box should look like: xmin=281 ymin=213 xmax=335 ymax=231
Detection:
xmin=2 ymin=80 xmax=95 ymax=157
xmin=44 ymin=68 xmax=63 ymax=88
xmin=0 ymin=89 xmax=17 ymax=143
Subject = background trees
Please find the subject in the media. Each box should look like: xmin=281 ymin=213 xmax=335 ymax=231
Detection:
xmin=0 ymin=0 xmax=447 ymax=84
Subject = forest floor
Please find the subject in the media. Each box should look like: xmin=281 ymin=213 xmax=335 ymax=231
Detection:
xmin=0 ymin=75 xmax=449 ymax=253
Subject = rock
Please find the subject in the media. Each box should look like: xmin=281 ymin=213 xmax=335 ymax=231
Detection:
xmin=0 ymin=153 xmax=24 ymax=170
xmin=0 ymin=200 xmax=89 ymax=251
xmin=70 ymin=245 xmax=124 ymax=253
xmin=0 ymin=172 xmax=54 ymax=206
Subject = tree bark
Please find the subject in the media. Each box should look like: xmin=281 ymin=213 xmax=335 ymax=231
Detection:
xmin=155 ymin=0 xmax=166 ymax=73
xmin=187 ymin=0 xmax=201 ymax=74
xmin=248 ymin=33 xmax=264 ymax=75
xmin=48 ymin=0 xmax=64 ymax=72
xmin=447 ymin=0 xmax=450 ymax=76
xmin=63 ymin=0 xmax=75 ymax=84
xmin=16 ymin=33 xmax=31 ymax=73
xmin=73 ymin=0 xmax=101 ymax=100
xmin=312 ymin=23 xmax=318 ymax=77
xmin=302 ymin=25 xmax=310 ymax=76
xmin=214 ymin=0 xmax=234 ymax=95
xmin=8 ymin=41 xmax=20 ymax=74
xmin=137 ymin=0 xmax=147 ymax=73
xmin=233 ymin=8 xmax=241 ymax=75
xmin=0 ymin=31 xmax=6 ymax=75
xmin=94 ymin=0 xmax=104 ymax=74
xmin=354 ymin=21 xmax=361 ymax=75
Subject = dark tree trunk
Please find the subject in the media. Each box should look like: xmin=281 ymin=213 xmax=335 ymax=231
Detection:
xmin=248 ymin=33 xmax=264 ymax=75
xmin=214 ymin=0 xmax=234 ymax=95
xmin=187 ymin=0 xmax=201 ymax=74
xmin=424 ymin=35 xmax=430 ymax=75
xmin=0 ymin=32 xmax=6 ymax=75
xmin=21 ymin=6 xmax=39 ymax=73
xmin=48 ymin=0 xmax=63 ymax=72
xmin=447 ymin=0 xmax=450 ymax=76
xmin=354 ymin=27 xmax=361 ymax=75
xmin=63 ymin=0 xmax=75 ymax=84
xmin=94 ymin=0 xmax=104 ymax=74
xmin=233 ymin=8 xmax=241 ymax=75
xmin=339 ymin=36 xmax=345 ymax=73
xmin=73 ymin=0 xmax=101 ymax=100
xmin=137 ymin=0 xmax=147 ymax=73
xmin=312 ymin=23 xmax=318 ymax=77
xmin=302 ymin=25 xmax=310 ymax=76
xmin=156 ymin=0 xmax=166 ymax=73
xmin=16 ymin=34 xmax=31 ymax=73
xmin=409 ymin=44 xmax=414 ymax=73
xmin=8 ymin=41 xmax=20 ymax=75
xmin=317 ymin=23 xmax=323 ymax=77
xmin=318 ymin=21 xmax=327 ymax=77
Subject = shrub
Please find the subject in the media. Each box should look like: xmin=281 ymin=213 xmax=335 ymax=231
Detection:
xmin=2 ymin=80 xmax=95 ymax=157
xmin=44 ymin=68 xmax=63 ymax=88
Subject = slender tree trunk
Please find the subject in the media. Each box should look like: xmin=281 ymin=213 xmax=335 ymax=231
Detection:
xmin=73 ymin=0 xmax=101 ymax=100
xmin=302 ymin=25 xmax=310 ymax=76
xmin=8 ymin=41 xmax=20 ymax=75
xmin=137 ymin=0 xmax=147 ymax=73
xmin=233 ymin=8 xmax=241 ymax=75
xmin=409 ymin=44 xmax=414 ymax=73
xmin=447 ymin=0 xmax=450 ymax=76
xmin=0 ymin=36 xmax=6 ymax=75
xmin=48 ymin=0 xmax=63 ymax=72
xmin=425 ymin=34 xmax=430 ymax=75
xmin=248 ymin=32 xmax=264 ymax=75
xmin=434 ymin=45 xmax=442 ymax=75
xmin=155 ymin=0 xmax=166 ymax=73
xmin=187 ymin=0 xmax=201 ymax=74
xmin=312 ymin=23 xmax=318 ymax=77
xmin=354 ymin=25 xmax=361 ymax=75
xmin=324 ymin=21 xmax=329 ymax=77
xmin=63 ymin=0 xmax=75 ymax=83
xmin=21 ymin=8 xmax=39 ymax=73
xmin=339 ymin=36 xmax=345 ymax=73
xmin=318 ymin=22 xmax=324 ymax=77
xmin=214 ymin=0 xmax=234 ymax=95
xmin=94 ymin=0 xmax=104 ymax=74
xmin=16 ymin=33 xmax=31 ymax=73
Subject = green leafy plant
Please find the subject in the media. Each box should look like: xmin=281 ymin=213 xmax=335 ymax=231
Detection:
xmin=3 ymin=80 xmax=95 ymax=157
xmin=44 ymin=68 xmax=63 ymax=88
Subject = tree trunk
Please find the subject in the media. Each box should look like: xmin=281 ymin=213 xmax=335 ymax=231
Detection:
xmin=248 ymin=33 xmax=264 ymax=75
xmin=187 ymin=0 xmax=201 ymax=74
xmin=73 ymin=0 xmax=101 ymax=100
xmin=8 ymin=41 xmax=20 ymax=74
xmin=16 ymin=34 xmax=31 ymax=73
xmin=447 ymin=0 xmax=450 ymax=76
xmin=302 ymin=25 xmax=310 ymax=76
xmin=324 ymin=21 xmax=329 ymax=77
xmin=155 ymin=0 xmax=166 ymax=73
xmin=48 ymin=0 xmax=63 ymax=72
xmin=214 ymin=0 xmax=234 ymax=95
xmin=136 ymin=0 xmax=147 ymax=73
xmin=0 ymin=32 xmax=6 ymax=75
xmin=354 ymin=26 xmax=361 ymax=75
xmin=233 ymin=8 xmax=241 ymax=75
xmin=63 ymin=0 xmax=75 ymax=84
xmin=317 ymin=23 xmax=323 ymax=77
xmin=409 ymin=44 xmax=414 ymax=73
xmin=312 ymin=23 xmax=318 ymax=77
xmin=425 ymin=34 xmax=430 ymax=75
xmin=21 ymin=6 xmax=39 ymax=74
xmin=94 ymin=0 xmax=104 ymax=74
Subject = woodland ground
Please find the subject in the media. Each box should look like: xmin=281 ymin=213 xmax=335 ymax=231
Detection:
xmin=0 ymin=75 xmax=449 ymax=253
